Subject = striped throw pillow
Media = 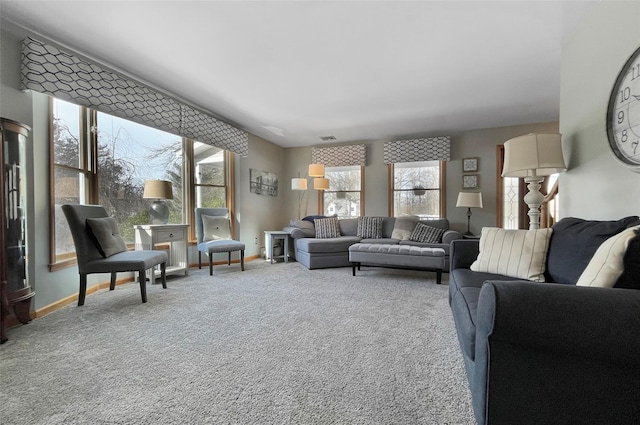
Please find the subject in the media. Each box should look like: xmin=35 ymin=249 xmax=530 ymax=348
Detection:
xmin=470 ymin=227 xmax=553 ymax=282
xmin=357 ymin=216 xmax=384 ymax=238
xmin=409 ymin=222 xmax=445 ymax=243
xmin=315 ymin=217 xmax=341 ymax=239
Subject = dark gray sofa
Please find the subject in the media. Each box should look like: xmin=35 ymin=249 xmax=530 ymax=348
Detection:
xmin=449 ymin=217 xmax=640 ymax=425
xmin=284 ymin=217 xmax=463 ymax=271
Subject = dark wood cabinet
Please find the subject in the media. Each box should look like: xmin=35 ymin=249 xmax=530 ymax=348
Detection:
xmin=1 ymin=118 xmax=33 ymax=343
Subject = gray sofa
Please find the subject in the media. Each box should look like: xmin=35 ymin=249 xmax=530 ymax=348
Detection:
xmin=284 ymin=217 xmax=463 ymax=271
xmin=449 ymin=217 xmax=640 ymax=425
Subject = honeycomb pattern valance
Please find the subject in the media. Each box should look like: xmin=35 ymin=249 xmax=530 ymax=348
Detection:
xmin=311 ymin=145 xmax=366 ymax=167
xmin=21 ymin=37 xmax=248 ymax=157
xmin=383 ymin=137 xmax=450 ymax=164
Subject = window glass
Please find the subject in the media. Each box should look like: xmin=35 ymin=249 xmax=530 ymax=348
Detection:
xmin=194 ymin=142 xmax=226 ymax=207
xmin=322 ymin=166 xmax=361 ymax=218
xmin=502 ymin=177 xmax=519 ymax=229
xmin=392 ymin=161 xmax=441 ymax=218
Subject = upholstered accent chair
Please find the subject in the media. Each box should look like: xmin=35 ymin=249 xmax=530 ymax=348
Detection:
xmin=195 ymin=208 xmax=245 ymax=275
xmin=61 ymin=204 xmax=168 ymax=305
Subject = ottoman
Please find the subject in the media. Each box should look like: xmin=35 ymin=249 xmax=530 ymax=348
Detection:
xmin=348 ymin=243 xmax=446 ymax=284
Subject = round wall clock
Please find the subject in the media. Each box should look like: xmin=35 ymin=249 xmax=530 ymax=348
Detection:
xmin=606 ymin=45 xmax=640 ymax=172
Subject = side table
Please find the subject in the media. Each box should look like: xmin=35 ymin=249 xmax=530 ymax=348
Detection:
xmin=134 ymin=224 xmax=189 ymax=282
xmin=264 ymin=230 xmax=290 ymax=264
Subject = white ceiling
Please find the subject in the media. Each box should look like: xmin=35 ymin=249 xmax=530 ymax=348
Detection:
xmin=0 ymin=0 xmax=595 ymax=148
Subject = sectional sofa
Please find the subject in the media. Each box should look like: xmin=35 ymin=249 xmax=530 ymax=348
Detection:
xmin=284 ymin=216 xmax=463 ymax=271
xmin=448 ymin=216 xmax=640 ymax=425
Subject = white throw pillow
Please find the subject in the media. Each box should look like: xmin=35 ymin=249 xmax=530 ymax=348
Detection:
xmin=470 ymin=227 xmax=553 ymax=282
xmin=202 ymin=215 xmax=231 ymax=241
xmin=391 ymin=215 xmax=419 ymax=240
xmin=577 ymin=224 xmax=640 ymax=288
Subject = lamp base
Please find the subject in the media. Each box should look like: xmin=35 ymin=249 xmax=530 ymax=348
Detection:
xmin=149 ymin=200 xmax=169 ymax=224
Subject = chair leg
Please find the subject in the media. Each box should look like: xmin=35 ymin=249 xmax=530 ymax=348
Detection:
xmin=198 ymin=251 xmax=202 ymax=269
xmin=78 ymin=274 xmax=88 ymax=306
xmin=109 ymin=272 xmax=117 ymax=290
xmin=241 ymin=250 xmax=245 ymax=271
xmin=209 ymin=253 xmax=213 ymax=276
xmin=228 ymin=251 xmax=231 ymax=265
xmin=160 ymin=262 xmax=167 ymax=289
xmin=139 ymin=269 xmax=148 ymax=303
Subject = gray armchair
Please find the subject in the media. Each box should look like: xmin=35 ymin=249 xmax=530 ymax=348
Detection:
xmin=61 ymin=204 xmax=168 ymax=305
xmin=195 ymin=208 xmax=245 ymax=275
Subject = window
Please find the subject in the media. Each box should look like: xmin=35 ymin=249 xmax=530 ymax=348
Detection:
xmin=51 ymin=97 xmax=229 ymax=268
xmin=321 ymin=166 xmax=363 ymax=218
xmin=391 ymin=161 xmax=444 ymax=218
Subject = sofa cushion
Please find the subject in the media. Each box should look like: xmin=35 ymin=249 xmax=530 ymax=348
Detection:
xmin=315 ymin=217 xmax=341 ymax=238
xmin=471 ymin=227 xmax=552 ymax=282
xmin=410 ymin=222 xmax=445 ymax=243
xmin=577 ymin=225 xmax=640 ymax=288
xmin=296 ymin=236 xmax=361 ymax=253
xmin=545 ymin=216 xmax=640 ymax=284
xmin=391 ymin=215 xmax=419 ymax=240
xmin=357 ymin=216 xmax=383 ymax=238
xmin=339 ymin=218 xmax=359 ymax=236
xmin=86 ymin=217 xmax=127 ymax=258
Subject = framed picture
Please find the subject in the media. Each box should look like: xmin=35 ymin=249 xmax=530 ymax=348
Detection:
xmin=463 ymin=174 xmax=479 ymax=189
xmin=463 ymin=157 xmax=479 ymax=172
xmin=250 ymin=168 xmax=278 ymax=197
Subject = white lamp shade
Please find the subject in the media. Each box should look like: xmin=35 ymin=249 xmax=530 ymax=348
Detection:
xmin=291 ymin=177 xmax=308 ymax=190
xmin=313 ymin=177 xmax=330 ymax=190
xmin=143 ymin=179 xmax=173 ymax=200
xmin=308 ymin=163 xmax=325 ymax=177
xmin=456 ymin=192 xmax=483 ymax=208
xmin=502 ymin=133 xmax=567 ymax=177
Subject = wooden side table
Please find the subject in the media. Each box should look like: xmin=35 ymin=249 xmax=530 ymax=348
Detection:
xmin=264 ymin=230 xmax=290 ymax=264
xmin=134 ymin=224 xmax=189 ymax=282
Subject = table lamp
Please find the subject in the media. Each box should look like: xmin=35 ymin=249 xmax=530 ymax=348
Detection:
xmin=143 ymin=179 xmax=173 ymax=224
xmin=456 ymin=192 xmax=483 ymax=236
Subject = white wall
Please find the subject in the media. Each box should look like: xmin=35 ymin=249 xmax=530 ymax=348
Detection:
xmin=560 ymin=1 xmax=640 ymax=219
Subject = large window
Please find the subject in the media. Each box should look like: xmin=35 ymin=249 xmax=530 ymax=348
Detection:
xmin=391 ymin=161 xmax=444 ymax=218
xmin=51 ymin=97 xmax=229 ymax=268
xmin=321 ymin=166 xmax=363 ymax=218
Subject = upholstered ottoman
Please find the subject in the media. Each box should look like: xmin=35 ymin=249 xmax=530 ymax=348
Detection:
xmin=348 ymin=243 xmax=446 ymax=284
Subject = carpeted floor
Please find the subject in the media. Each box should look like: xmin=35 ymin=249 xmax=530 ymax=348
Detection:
xmin=0 ymin=260 xmax=475 ymax=424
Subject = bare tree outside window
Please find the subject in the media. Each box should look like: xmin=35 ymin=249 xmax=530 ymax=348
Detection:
xmin=322 ymin=166 xmax=361 ymax=218
xmin=393 ymin=161 xmax=441 ymax=218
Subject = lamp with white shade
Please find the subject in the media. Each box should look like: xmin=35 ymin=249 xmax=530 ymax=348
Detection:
xmin=143 ymin=179 xmax=173 ymax=224
xmin=456 ymin=192 xmax=483 ymax=236
xmin=290 ymin=163 xmax=330 ymax=219
xmin=502 ymin=133 xmax=567 ymax=230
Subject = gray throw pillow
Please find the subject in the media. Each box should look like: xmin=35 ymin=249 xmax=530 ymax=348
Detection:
xmin=86 ymin=217 xmax=128 ymax=257
xmin=202 ymin=215 xmax=231 ymax=241
xmin=409 ymin=222 xmax=445 ymax=244
xmin=391 ymin=215 xmax=419 ymax=240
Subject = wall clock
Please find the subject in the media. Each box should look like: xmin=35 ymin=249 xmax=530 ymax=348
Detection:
xmin=606 ymin=45 xmax=640 ymax=172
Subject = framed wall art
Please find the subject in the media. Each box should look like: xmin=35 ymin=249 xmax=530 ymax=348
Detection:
xmin=463 ymin=174 xmax=479 ymax=189
xmin=250 ymin=168 xmax=278 ymax=196
xmin=462 ymin=157 xmax=479 ymax=172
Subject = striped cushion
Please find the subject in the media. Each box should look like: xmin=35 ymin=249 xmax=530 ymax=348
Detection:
xmin=470 ymin=227 xmax=553 ymax=282
xmin=409 ymin=222 xmax=445 ymax=243
xmin=315 ymin=217 xmax=341 ymax=239
xmin=357 ymin=216 xmax=383 ymax=238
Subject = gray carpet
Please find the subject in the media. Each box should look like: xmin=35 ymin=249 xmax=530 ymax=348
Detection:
xmin=1 ymin=261 xmax=474 ymax=424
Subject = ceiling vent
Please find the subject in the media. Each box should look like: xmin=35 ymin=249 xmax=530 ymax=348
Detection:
xmin=320 ymin=136 xmax=336 ymax=141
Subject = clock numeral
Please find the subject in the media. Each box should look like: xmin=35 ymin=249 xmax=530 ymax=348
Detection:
xmin=633 ymin=140 xmax=639 ymax=155
xmin=621 ymin=130 xmax=629 ymax=143
xmin=618 ymin=110 xmax=625 ymax=124
xmin=620 ymin=86 xmax=631 ymax=103
xmin=632 ymin=64 xmax=640 ymax=81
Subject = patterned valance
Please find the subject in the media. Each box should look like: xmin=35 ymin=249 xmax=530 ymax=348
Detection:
xmin=311 ymin=145 xmax=366 ymax=167
xmin=383 ymin=137 xmax=450 ymax=164
xmin=21 ymin=37 xmax=248 ymax=157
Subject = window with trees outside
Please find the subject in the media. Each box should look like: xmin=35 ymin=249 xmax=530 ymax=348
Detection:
xmin=321 ymin=166 xmax=363 ymax=218
xmin=391 ymin=160 xmax=443 ymax=218
xmin=51 ymin=97 xmax=229 ymax=268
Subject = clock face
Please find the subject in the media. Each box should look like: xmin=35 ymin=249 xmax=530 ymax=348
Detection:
xmin=606 ymin=45 xmax=640 ymax=170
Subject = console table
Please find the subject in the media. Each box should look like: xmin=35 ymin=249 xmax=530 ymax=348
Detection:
xmin=134 ymin=224 xmax=189 ymax=282
xmin=264 ymin=230 xmax=290 ymax=264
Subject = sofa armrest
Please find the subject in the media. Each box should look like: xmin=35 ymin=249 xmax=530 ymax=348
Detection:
xmin=473 ymin=281 xmax=640 ymax=424
xmin=442 ymin=229 xmax=464 ymax=244
xmin=449 ymin=239 xmax=479 ymax=270
xmin=283 ymin=226 xmax=315 ymax=239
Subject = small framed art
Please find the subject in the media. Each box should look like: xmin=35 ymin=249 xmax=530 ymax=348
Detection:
xmin=463 ymin=174 xmax=479 ymax=189
xmin=463 ymin=157 xmax=479 ymax=172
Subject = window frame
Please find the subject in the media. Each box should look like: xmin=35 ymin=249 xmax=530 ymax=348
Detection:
xmin=387 ymin=160 xmax=447 ymax=218
xmin=319 ymin=165 xmax=365 ymax=217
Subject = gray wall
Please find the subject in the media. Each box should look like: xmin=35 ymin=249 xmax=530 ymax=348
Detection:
xmin=560 ymin=1 xmax=640 ymax=219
